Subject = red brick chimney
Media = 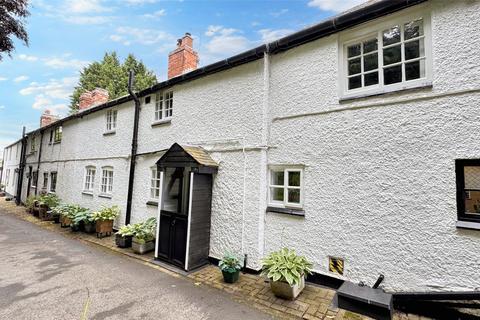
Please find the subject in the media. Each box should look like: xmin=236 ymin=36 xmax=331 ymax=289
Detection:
xmin=40 ymin=109 xmax=59 ymax=128
xmin=168 ymin=33 xmax=199 ymax=79
xmin=79 ymin=88 xmax=109 ymax=111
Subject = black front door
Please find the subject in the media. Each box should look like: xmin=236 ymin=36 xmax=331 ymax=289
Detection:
xmin=157 ymin=167 xmax=189 ymax=268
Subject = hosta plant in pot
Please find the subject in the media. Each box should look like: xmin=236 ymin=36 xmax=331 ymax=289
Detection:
xmin=73 ymin=208 xmax=95 ymax=233
xmin=132 ymin=217 xmax=156 ymax=254
xmin=38 ymin=194 xmax=60 ymax=220
xmin=25 ymin=195 xmax=38 ymax=214
xmin=92 ymin=206 xmax=120 ymax=238
xmin=261 ymin=248 xmax=313 ymax=300
xmin=51 ymin=204 xmax=67 ymax=224
xmin=219 ymin=254 xmax=242 ymax=283
xmin=116 ymin=224 xmax=135 ymax=248
xmin=60 ymin=204 xmax=78 ymax=228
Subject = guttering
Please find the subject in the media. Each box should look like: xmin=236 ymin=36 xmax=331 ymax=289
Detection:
xmin=15 ymin=127 xmax=27 ymax=205
xmin=34 ymin=131 xmax=44 ymax=196
xmin=125 ymin=71 xmax=141 ymax=225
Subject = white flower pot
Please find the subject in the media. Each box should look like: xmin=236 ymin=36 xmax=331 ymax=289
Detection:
xmin=270 ymin=276 xmax=305 ymax=300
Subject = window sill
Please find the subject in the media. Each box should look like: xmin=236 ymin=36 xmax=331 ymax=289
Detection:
xmin=146 ymin=200 xmax=159 ymax=207
xmin=82 ymin=191 xmax=94 ymax=196
xmin=339 ymin=81 xmax=433 ymax=103
xmin=266 ymin=206 xmax=305 ymax=217
xmin=456 ymin=220 xmax=480 ymax=231
xmin=53 ymin=141 xmax=61 ymax=145
xmin=98 ymin=193 xmax=112 ymax=199
xmin=151 ymin=119 xmax=172 ymax=127
xmin=103 ymin=130 xmax=116 ymax=136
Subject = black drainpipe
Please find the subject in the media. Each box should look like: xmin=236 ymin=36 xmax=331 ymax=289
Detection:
xmin=34 ymin=131 xmax=44 ymax=195
xmin=125 ymin=70 xmax=141 ymax=225
xmin=15 ymin=127 xmax=27 ymax=205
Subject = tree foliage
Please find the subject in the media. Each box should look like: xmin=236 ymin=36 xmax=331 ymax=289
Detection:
xmin=0 ymin=0 xmax=30 ymax=60
xmin=70 ymin=52 xmax=157 ymax=113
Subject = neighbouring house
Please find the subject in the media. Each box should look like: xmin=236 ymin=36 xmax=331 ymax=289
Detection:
xmin=3 ymin=0 xmax=480 ymax=296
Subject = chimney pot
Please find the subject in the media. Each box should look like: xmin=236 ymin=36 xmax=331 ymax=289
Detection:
xmin=78 ymin=88 xmax=109 ymax=111
xmin=168 ymin=32 xmax=198 ymax=79
xmin=40 ymin=109 xmax=59 ymax=128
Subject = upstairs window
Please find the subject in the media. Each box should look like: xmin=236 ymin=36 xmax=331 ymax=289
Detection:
xmin=456 ymin=160 xmax=480 ymax=224
xmin=84 ymin=166 xmax=96 ymax=192
xmin=106 ymin=110 xmax=117 ymax=132
xmin=150 ymin=167 xmax=161 ymax=200
xmin=269 ymin=167 xmax=304 ymax=208
xmin=50 ymin=172 xmax=57 ymax=193
xmin=154 ymin=91 xmax=173 ymax=122
xmin=31 ymin=137 xmax=36 ymax=153
xmin=340 ymin=12 xmax=431 ymax=98
xmin=53 ymin=126 xmax=62 ymax=143
xmin=101 ymin=167 xmax=114 ymax=194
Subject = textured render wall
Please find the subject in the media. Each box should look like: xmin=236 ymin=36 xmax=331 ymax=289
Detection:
xmin=2 ymin=142 xmax=21 ymax=196
xmin=266 ymin=0 xmax=480 ymax=292
xmin=133 ymin=61 xmax=266 ymax=268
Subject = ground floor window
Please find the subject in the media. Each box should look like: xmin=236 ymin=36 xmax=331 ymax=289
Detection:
xmin=42 ymin=172 xmax=48 ymax=189
xmin=31 ymin=171 xmax=38 ymax=188
xmin=269 ymin=166 xmax=304 ymax=208
xmin=456 ymin=159 xmax=480 ymax=223
xmin=150 ymin=167 xmax=161 ymax=200
xmin=84 ymin=166 xmax=96 ymax=192
xmin=50 ymin=172 xmax=57 ymax=193
xmin=101 ymin=167 xmax=114 ymax=194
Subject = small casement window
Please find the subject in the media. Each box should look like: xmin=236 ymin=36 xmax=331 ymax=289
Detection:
xmin=31 ymin=137 xmax=36 ymax=152
xmin=101 ymin=167 xmax=114 ymax=194
xmin=42 ymin=172 xmax=48 ymax=189
xmin=31 ymin=171 xmax=38 ymax=188
xmin=340 ymin=13 xmax=431 ymax=98
xmin=5 ymin=170 xmax=10 ymax=186
xmin=154 ymin=91 xmax=173 ymax=121
xmin=150 ymin=167 xmax=161 ymax=199
xmin=106 ymin=110 xmax=117 ymax=132
xmin=50 ymin=172 xmax=57 ymax=193
xmin=269 ymin=167 xmax=303 ymax=208
xmin=456 ymin=160 xmax=480 ymax=224
xmin=53 ymin=126 xmax=62 ymax=143
xmin=84 ymin=166 xmax=96 ymax=192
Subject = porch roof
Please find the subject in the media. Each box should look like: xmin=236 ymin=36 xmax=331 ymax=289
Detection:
xmin=156 ymin=143 xmax=218 ymax=172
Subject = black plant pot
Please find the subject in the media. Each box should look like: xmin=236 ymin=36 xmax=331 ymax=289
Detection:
xmin=53 ymin=215 xmax=60 ymax=224
xmin=115 ymin=234 xmax=133 ymax=248
xmin=71 ymin=221 xmax=84 ymax=232
xmin=84 ymin=221 xmax=96 ymax=234
xmin=222 ymin=270 xmax=240 ymax=284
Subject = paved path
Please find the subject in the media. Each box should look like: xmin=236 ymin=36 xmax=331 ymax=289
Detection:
xmin=0 ymin=210 xmax=272 ymax=320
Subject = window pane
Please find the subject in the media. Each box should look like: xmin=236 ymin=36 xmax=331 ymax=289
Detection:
xmin=383 ymin=45 xmax=401 ymax=66
xmin=347 ymin=44 xmax=361 ymax=58
xmin=271 ymin=171 xmax=284 ymax=185
xmin=364 ymin=72 xmax=379 ymax=87
xmin=348 ymin=58 xmax=361 ymax=75
xmin=464 ymin=166 xmax=480 ymax=214
xmin=288 ymin=171 xmax=301 ymax=187
xmin=384 ymin=65 xmax=402 ymax=85
xmin=363 ymin=53 xmax=378 ymax=72
xmin=348 ymin=76 xmax=362 ymax=90
xmin=405 ymin=39 xmax=424 ymax=60
xmin=405 ymin=60 xmax=425 ymax=80
xmin=383 ymin=26 xmax=400 ymax=46
xmin=404 ymin=19 xmax=423 ymax=40
xmin=363 ymin=38 xmax=378 ymax=54
xmin=271 ymin=187 xmax=284 ymax=201
xmin=287 ymin=189 xmax=300 ymax=204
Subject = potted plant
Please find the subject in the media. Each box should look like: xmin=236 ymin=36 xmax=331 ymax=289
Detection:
xmin=25 ymin=195 xmax=37 ymax=214
xmin=73 ymin=208 xmax=94 ymax=233
xmin=51 ymin=204 xmax=65 ymax=224
xmin=60 ymin=204 xmax=77 ymax=228
xmin=116 ymin=224 xmax=135 ymax=248
xmin=38 ymin=194 xmax=59 ymax=220
xmin=132 ymin=217 xmax=156 ymax=254
xmin=261 ymin=248 xmax=313 ymax=300
xmin=219 ymin=254 xmax=242 ymax=283
xmin=92 ymin=205 xmax=120 ymax=238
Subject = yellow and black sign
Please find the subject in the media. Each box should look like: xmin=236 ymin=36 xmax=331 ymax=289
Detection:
xmin=329 ymin=257 xmax=344 ymax=275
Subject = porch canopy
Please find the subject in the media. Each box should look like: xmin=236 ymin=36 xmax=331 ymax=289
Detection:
xmin=156 ymin=143 xmax=218 ymax=174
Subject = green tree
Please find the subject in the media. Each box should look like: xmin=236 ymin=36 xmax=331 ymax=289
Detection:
xmin=0 ymin=0 xmax=30 ymax=60
xmin=70 ymin=52 xmax=157 ymax=113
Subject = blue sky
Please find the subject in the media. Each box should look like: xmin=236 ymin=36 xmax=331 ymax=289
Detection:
xmin=0 ymin=0 xmax=363 ymax=157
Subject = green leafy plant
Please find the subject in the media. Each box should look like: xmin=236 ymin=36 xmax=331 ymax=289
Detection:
xmin=132 ymin=217 xmax=157 ymax=243
xmin=261 ymin=248 xmax=313 ymax=286
xmin=92 ymin=205 xmax=120 ymax=221
xmin=219 ymin=254 xmax=242 ymax=273
xmin=25 ymin=195 xmax=39 ymax=210
xmin=117 ymin=224 xmax=135 ymax=237
xmin=72 ymin=208 xmax=94 ymax=226
xmin=38 ymin=193 xmax=60 ymax=208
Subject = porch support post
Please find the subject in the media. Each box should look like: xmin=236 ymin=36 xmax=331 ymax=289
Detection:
xmin=154 ymin=170 xmax=164 ymax=258
xmin=184 ymin=171 xmax=194 ymax=271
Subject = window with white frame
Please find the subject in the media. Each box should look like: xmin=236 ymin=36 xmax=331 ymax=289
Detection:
xmin=269 ymin=167 xmax=303 ymax=208
xmin=42 ymin=172 xmax=48 ymax=189
xmin=150 ymin=167 xmax=161 ymax=199
xmin=31 ymin=171 xmax=38 ymax=188
xmin=340 ymin=12 xmax=430 ymax=98
xmin=106 ymin=110 xmax=117 ymax=132
xmin=50 ymin=172 xmax=57 ymax=193
xmin=84 ymin=166 xmax=96 ymax=192
xmin=154 ymin=91 xmax=173 ymax=121
xmin=31 ymin=136 xmax=36 ymax=153
xmin=53 ymin=126 xmax=62 ymax=143
xmin=5 ymin=169 xmax=10 ymax=186
xmin=101 ymin=167 xmax=114 ymax=194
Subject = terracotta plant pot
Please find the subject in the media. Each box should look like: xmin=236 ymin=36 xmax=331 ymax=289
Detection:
xmin=115 ymin=234 xmax=133 ymax=248
xmin=270 ymin=276 xmax=305 ymax=300
xmin=60 ymin=215 xmax=72 ymax=228
xmin=132 ymin=237 xmax=155 ymax=254
xmin=222 ymin=270 xmax=240 ymax=283
xmin=96 ymin=220 xmax=113 ymax=238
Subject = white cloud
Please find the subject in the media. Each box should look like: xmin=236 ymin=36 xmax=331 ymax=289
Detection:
xmin=64 ymin=0 xmax=111 ymax=13
xmin=32 ymin=95 xmax=67 ymax=112
xmin=258 ymin=29 xmax=293 ymax=42
xmin=144 ymin=9 xmax=166 ymax=18
xmin=203 ymin=26 xmax=250 ymax=57
xmin=205 ymin=25 xmax=222 ymax=37
xmin=18 ymin=54 xmax=38 ymax=61
xmin=125 ymin=0 xmax=158 ymax=5
xmin=270 ymin=9 xmax=288 ymax=17
xmin=110 ymin=27 xmax=173 ymax=46
xmin=205 ymin=25 xmax=237 ymax=37
xmin=64 ymin=15 xmax=112 ymax=24
xmin=0 ymin=105 xmax=5 ymax=109
xmin=43 ymin=57 xmax=90 ymax=70
xmin=0 ymin=77 xmax=7 ymax=81
xmin=19 ymin=77 xmax=78 ymax=100
xmin=307 ymin=0 xmax=366 ymax=13
xmin=14 ymin=76 xmax=29 ymax=83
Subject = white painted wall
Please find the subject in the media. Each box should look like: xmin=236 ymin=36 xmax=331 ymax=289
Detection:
xmin=1 ymin=141 xmax=22 ymax=196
